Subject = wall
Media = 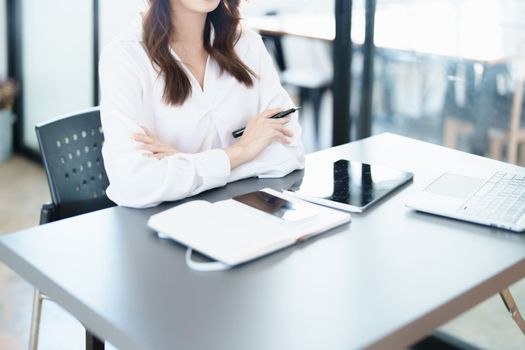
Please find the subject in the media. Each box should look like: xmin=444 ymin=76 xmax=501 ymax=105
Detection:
xmin=99 ymin=0 xmax=147 ymax=49
xmin=22 ymin=0 xmax=94 ymax=150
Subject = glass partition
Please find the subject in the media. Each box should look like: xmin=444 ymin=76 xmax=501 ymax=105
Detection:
xmin=368 ymin=0 xmax=525 ymax=164
xmin=242 ymin=0 xmax=525 ymax=165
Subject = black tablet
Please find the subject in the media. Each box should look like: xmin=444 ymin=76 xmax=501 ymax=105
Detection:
xmin=289 ymin=159 xmax=414 ymax=213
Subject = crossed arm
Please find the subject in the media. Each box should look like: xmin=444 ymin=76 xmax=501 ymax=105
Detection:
xmin=133 ymin=108 xmax=293 ymax=168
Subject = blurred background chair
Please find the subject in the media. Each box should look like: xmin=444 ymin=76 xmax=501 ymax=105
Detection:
xmin=30 ymin=107 xmax=114 ymax=350
xmin=260 ymin=11 xmax=332 ymax=147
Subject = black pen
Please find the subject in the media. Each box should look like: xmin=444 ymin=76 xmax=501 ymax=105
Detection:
xmin=232 ymin=107 xmax=301 ymax=138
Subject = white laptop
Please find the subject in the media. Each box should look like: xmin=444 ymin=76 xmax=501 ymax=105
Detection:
xmin=406 ymin=171 xmax=525 ymax=232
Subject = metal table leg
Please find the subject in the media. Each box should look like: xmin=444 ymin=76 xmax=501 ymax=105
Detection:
xmin=86 ymin=330 xmax=104 ymax=350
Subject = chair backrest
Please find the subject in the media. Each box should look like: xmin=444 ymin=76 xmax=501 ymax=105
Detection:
xmin=36 ymin=107 xmax=115 ymax=220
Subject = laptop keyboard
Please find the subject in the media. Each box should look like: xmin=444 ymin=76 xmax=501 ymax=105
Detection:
xmin=458 ymin=171 xmax=525 ymax=224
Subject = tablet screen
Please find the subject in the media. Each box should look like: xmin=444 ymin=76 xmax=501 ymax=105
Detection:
xmin=295 ymin=159 xmax=413 ymax=209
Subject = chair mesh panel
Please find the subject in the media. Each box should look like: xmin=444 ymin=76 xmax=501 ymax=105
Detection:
xmin=36 ymin=108 xmax=115 ymax=219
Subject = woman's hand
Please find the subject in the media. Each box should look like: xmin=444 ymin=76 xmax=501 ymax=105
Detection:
xmin=225 ymin=108 xmax=294 ymax=169
xmin=133 ymin=126 xmax=179 ymax=160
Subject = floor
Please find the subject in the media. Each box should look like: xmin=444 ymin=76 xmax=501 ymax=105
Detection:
xmin=0 ymin=151 xmax=524 ymax=349
xmin=0 ymin=156 xmax=120 ymax=350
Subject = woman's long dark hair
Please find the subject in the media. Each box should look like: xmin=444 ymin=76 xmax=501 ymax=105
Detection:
xmin=143 ymin=0 xmax=255 ymax=106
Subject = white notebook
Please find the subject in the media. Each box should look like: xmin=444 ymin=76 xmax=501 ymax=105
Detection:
xmin=148 ymin=188 xmax=351 ymax=266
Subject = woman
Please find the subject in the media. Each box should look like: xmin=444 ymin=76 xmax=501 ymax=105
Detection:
xmin=99 ymin=0 xmax=304 ymax=208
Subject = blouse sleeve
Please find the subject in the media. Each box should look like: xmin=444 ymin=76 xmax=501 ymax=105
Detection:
xmin=99 ymin=44 xmax=231 ymax=208
xmin=228 ymin=33 xmax=305 ymax=183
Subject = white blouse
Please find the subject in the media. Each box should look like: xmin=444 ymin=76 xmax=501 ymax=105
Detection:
xmin=99 ymin=20 xmax=305 ymax=208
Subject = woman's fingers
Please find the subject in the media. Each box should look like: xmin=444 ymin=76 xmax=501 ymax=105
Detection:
xmin=271 ymin=129 xmax=291 ymax=144
xmin=269 ymin=116 xmax=292 ymax=125
xmin=134 ymin=126 xmax=160 ymax=144
xmin=153 ymin=151 xmax=179 ymax=159
xmin=152 ymin=153 xmax=170 ymax=160
xmin=279 ymin=136 xmax=292 ymax=144
xmin=139 ymin=143 xmax=175 ymax=154
xmin=230 ymin=107 xmax=297 ymax=166
xmin=271 ymin=126 xmax=293 ymax=143
xmin=138 ymin=143 xmax=161 ymax=153
xmin=260 ymin=108 xmax=283 ymax=119
xmin=133 ymin=133 xmax=157 ymax=144
xmin=274 ymin=125 xmax=294 ymax=137
xmin=132 ymin=127 xmax=179 ymax=158
xmin=250 ymin=119 xmax=294 ymax=142
xmin=140 ymin=126 xmax=153 ymax=136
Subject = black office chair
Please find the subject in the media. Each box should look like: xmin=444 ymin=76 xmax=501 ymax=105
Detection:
xmin=30 ymin=107 xmax=114 ymax=350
